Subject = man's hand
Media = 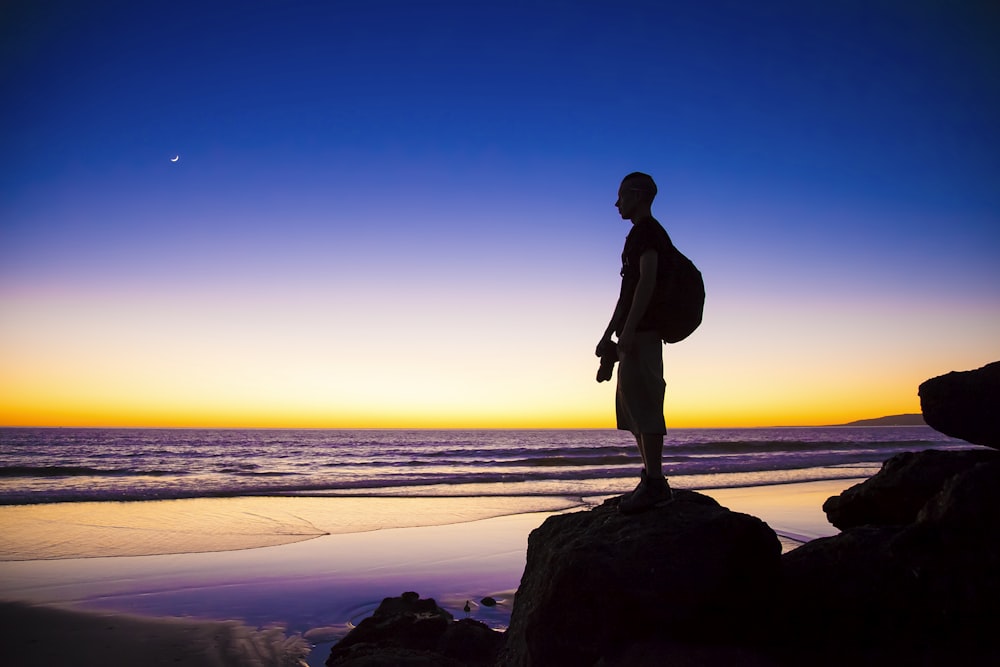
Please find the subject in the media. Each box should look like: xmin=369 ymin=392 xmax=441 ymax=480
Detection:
xmin=595 ymin=337 xmax=616 ymax=358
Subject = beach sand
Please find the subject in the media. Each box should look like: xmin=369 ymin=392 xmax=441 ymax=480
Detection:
xmin=0 ymin=479 xmax=861 ymax=666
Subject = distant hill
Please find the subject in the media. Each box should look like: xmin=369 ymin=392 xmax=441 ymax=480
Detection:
xmin=841 ymin=413 xmax=926 ymax=427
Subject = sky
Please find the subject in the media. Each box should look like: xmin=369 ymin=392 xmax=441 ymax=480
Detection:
xmin=2 ymin=0 xmax=998 ymax=428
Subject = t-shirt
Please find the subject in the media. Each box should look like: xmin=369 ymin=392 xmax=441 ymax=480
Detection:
xmin=617 ymin=217 xmax=675 ymax=335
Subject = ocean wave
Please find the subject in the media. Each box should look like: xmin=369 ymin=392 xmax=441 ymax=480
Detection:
xmin=313 ymin=440 xmax=952 ymax=467
xmin=0 ymin=458 xmax=882 ymax=505
xmin=0 ymin=465 xmax=880 ymax=506
xmin=506 ymin=455 xmax=638 ymax=467
xmin=0 ymin=465 xmax=180 ymax=478
xmin=233 ymin=471 xmax=298 ymax=477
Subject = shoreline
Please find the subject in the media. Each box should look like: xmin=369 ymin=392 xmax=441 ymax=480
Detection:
xmin=0 ymin=475 xmax=867 ymax=562
xmin=0 ymin=479 xmax=861 ymax=666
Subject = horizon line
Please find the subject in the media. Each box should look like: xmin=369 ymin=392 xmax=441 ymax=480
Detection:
xmin=0 ymin=416 xmax=925 ymax=431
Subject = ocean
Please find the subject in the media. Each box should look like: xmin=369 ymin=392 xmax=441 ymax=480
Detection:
xmin=0 ymin=426 xmax=975 ymax=505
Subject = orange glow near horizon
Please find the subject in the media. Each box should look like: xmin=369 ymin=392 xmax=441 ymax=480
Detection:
xmin=0 ymin=288 xmax=978 ymax=430
xmin=0 ymin=363 xmax=926 ymax=430
xmin=1 ymin=251 xmax=995 ymax=431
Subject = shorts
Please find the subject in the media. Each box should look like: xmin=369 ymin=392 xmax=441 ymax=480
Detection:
xmin=616 ymin=330 xmax=666 ymax=436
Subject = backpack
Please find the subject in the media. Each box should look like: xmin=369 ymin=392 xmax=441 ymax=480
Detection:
xmin=656 ymin=242 xmax=705 ymax=344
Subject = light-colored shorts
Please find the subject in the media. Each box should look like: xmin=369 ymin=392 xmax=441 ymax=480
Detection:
xmin=616 ymin=330 xmax=666 ymax=436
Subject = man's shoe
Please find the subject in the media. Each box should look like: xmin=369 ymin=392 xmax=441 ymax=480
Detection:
xmin=619 ymin=476 xmax=672 ymax=515
xmin=624 ymin=469 xmax=648 ymax=501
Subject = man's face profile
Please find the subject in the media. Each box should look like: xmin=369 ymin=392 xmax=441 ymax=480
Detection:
xmin=616 ymin=181 xmax=640 ymax=220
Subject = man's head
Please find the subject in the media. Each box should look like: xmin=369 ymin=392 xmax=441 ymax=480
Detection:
xmin=615 ymin=172 xmax=657 ymax=221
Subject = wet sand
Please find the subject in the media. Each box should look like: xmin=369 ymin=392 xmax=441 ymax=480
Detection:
xmin=0 ymin=495 xmax=581 ymax=560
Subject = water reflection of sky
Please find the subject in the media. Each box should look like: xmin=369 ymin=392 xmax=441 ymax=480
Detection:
xmin=0 ymin=511 xmax=553 ymax=634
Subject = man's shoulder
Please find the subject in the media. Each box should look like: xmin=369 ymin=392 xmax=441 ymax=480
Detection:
xmin=628 ymin=217 xmax=673 ymax=249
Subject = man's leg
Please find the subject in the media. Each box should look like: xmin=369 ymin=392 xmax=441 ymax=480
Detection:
xmin=640 ymin=433 xmax=663 ymax=478
xmin=620 ymin=433 xmax=647 ymax=501
xmin=620 ymin=432 xmax=671 ymax=514
xmin=634 ymin=433 xmax=647 ymax=472
xmin=617 ymin=331 xmax=670 ymax=513
xmin=623 ymin=432 xmax=661 ymax=503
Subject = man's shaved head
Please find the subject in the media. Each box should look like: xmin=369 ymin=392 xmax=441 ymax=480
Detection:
xmin=621 ymin=172 xmax=657 ymax=202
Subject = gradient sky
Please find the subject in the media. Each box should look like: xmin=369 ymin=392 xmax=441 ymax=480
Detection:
xmin=2 ymin=1 xmax=998 ymax=428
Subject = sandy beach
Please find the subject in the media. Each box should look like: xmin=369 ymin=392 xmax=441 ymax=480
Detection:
xmin=0 ymin=479 xmax=860 ymax=666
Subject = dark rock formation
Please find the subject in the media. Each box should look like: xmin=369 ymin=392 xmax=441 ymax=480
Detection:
xmin=498 ymin=490 xmax=782 ymax=666
xmin=499 ymin=449 xmax=999 ymax=666
xmin=919 ymin=360 xmax=1000 ymax=448
xmin=781 ymin=525 xmax=917 ymax=645
xmin=893 ymin=460 xmax=1000 ymax=626
xmin=326 ymin=592 xmax=502 ymax=667
xmin=822 ymin=448 xmax=999 ymax=530
xmin=782 ymin=451 xmax=1000 ymax=665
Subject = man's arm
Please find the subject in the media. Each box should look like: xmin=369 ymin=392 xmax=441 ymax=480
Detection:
xmin=597 ymin=295 xmax=629 ymax=356
xmin=616 ymin=249 xmax=658 ymax=356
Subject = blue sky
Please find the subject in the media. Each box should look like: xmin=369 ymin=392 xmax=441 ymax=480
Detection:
xmin=2 ymin=1 xmax=998 ymax=427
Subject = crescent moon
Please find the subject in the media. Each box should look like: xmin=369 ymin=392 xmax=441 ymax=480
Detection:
xmin=170 ymin=155 xmax=180 ymax=162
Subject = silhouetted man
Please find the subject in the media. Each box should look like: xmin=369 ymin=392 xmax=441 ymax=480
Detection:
xmin=597 ymin=172 xmax=673 ymax=514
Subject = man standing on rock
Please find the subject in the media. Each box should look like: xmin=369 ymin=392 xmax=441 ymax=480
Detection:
xmin=596 ymin=172 xmax=673 ymax=514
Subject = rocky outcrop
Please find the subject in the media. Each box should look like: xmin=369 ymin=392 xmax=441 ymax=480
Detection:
xmin=781 ymin=525 xmax=911 ymax=645
xmin=822 ymin=448 xmax=999 ymax=530
xmin=326 ymin=592 xmax=502 ymax=667
xmin=498 ymin=448 xmax=1000 ymax=666
xmin=784 ymin=450 xmax=1000 ymax=665
xmin=919 ymin=361 xmax=1000 ymax=448
xmin=498 ymin=490 xmax=782 ymax=666
xmin=893 ymin=459 xmax=1000 ymax=622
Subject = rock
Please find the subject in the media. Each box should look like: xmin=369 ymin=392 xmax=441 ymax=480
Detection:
xmin=479 ymin=596 xmax=497 ymax=607
xmin=595 ymin=637 xmax=783 ymax=667
xmin=919 ymin=361 xmax=1000 ymax=448
xmin=326 ymin=594 xmax=451 ymax=665
xmin=782 ymin=456 xmax=1000 ymax=665
xmin=437 ymin=618 xmax=503 ymax=666
xmin=327 ymin=645 xmax=459 ymax=666
xmin=915 ymin=459 xmax=1000 ymax=529
xmin=822 ymin=448 xmax=999 ymax=530
xmin=498 ymin=490 xmax=782 ymax=667
xmin=326 ymin=593 xmax=502 ymax=667
xmin=780 ymin=525 xmax=915 ymax=644
xmin=893 ymin=460 xmax=1000 ymax=627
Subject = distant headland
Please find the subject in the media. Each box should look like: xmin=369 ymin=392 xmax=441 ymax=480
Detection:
xmin=838 ymin=413 xmax=926 ymax=427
